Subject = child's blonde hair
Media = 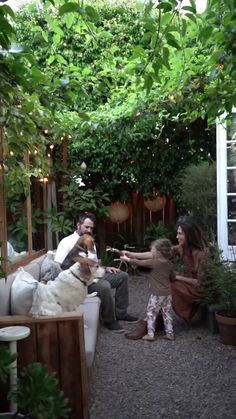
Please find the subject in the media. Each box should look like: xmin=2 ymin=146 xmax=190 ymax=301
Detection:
xmin=151 ymin=239 xmax=172 ymax=259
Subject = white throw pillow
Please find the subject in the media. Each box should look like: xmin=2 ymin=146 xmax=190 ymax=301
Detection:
xmin=11 ymin=267 xmax=38 ymax=315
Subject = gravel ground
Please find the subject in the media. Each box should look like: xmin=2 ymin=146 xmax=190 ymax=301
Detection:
xmin=89 ymin=274 xmax=236 ymax=419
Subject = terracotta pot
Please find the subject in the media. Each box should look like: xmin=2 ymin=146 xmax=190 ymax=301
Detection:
xmin=144 ymin=196 xmax=166 ymax=212
xmin=215 ymin=312 xmax=236 ymax=346
xmin=108 ymin=201 xmax=130 ymax=224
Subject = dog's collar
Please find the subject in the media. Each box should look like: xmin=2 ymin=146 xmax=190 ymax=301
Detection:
xmin=69 ymin=270 xmax=87 ymax=286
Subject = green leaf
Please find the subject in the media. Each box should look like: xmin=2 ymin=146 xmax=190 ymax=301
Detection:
xmin=31 ymin=67 xmax=45 ymax=81
xmin=161 ymin=12 xmax=172 ymax=27
xmin=41 ymin=30 xmax=48 ymax=42
xmin=59 ymin=2 xmax=78 ymax=16
xmin=199 ymin=26 xmax=213 ymax=42
xmin=53 ymin=33 xmax=61 ymax=45
xmin=55 ymin=54 xmax=67 ymax=65
xmin=85 ymin=5 xmax=99 ymax=23
xmin=78 ymin=112 xmax=90 ymax=121
xmin=47 ymin=55 xmax=56 ymax=65
xmin=184 ymin=13 xmax=197 ymax=23
xmin=0 ymin=16 xmax=15 ymax=35
xmin=157 ymin=2 xmax=173 ymax=12
xmin=166 ymin=34 xmax=181 ymax=50
xmin=129 ymin=46 xmax=146 ymax=60
xmin=181 ymin=19 xmax=187 ymax=37
xmin=64 ymin=13 xmax=75 ymax=29
xmin=162 ymin=47 xmax=171 ymax=69
xmin=0 ymin=33 xmax=9 ymax=49
xmin=144 ymin=74 xmax=153 ymax=95
xmin=1 ymin=5 xmax=15 ymax=19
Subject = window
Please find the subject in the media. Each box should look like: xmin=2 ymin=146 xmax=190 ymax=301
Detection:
xmin=217 ymin=108 xmax=236 ymax=260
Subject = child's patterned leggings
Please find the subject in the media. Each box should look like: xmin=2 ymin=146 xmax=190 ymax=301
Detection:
xmin=146 ymin=294 xmax=173 ymax=337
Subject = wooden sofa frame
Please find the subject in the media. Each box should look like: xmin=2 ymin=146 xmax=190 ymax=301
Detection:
xmin=0 ymin=312 xmax=89 ymax=419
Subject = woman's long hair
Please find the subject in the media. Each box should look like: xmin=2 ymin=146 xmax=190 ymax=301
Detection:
xmin=177 ymin=221 xmax=207 ymax=251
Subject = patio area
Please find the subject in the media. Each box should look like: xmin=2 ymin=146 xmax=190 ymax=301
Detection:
xmin=89 ymin=273 xmax=236 ymax=419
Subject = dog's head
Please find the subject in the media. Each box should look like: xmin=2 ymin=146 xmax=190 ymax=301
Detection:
xmin=73 ymin=234 xmax=98 ymax=267
xmin=71 ymin=234 xmax=105 ymax=280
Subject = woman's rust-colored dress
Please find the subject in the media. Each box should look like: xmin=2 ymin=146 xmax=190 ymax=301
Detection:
xmin=171 ymin=245 xmax=206 ymax=322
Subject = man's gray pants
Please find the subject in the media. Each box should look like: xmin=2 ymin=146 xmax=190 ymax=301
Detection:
xmin=88 ymin=271 xmax=129 ymax=324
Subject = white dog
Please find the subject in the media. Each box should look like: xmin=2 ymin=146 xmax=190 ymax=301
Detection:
xmin=30 ymin=234 xmax=105 ymax=317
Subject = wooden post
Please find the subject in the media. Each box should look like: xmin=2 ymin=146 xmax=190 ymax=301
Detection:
xmin=0 ymin=126 xmax=7 ymax=271
xmin=24 ymin=151 xmax=33 ymax=256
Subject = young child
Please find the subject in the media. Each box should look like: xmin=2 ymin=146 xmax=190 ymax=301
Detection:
xmin=121 ymin=239 xmax=175 ymax=341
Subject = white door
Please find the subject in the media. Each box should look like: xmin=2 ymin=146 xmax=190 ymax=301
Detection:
xmin=217 ymin=108 xmax=236 ymax=261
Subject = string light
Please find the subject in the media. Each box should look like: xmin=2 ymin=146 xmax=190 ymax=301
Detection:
xmin=49 ymin=144 xmax=54 ymax=150
xmin=44 ymin=129 xmax=49 ymax=134
xmin=80 ymin=161 xmax=87 ymax=171
xmin=10 ymin=151 xmax=14 ymax=156
xmin=34 ymin=150 xmax=38 ymax=155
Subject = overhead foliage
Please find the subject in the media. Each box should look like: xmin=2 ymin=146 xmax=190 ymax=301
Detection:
xmin=1 ymin=0 xmax=235 ymax=209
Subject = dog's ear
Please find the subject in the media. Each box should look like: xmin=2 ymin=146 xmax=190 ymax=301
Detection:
xmin=82 ymin=234 xmax=95 ymax=251
xmin=76 ymin=234 xmax=95 ymax=252
xmin=73 ymin=255 xmax=98 ymax=267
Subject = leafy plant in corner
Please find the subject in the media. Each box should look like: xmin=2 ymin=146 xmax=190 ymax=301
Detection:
xmin=0 ymin=347 xmax=16 ymax=385
xmin=0 ymin=348 xmax=70 ymax=419
xmin=203 ymin=247 xmax=236 ymax=317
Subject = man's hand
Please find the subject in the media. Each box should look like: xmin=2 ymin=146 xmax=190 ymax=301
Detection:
xmin=106 ymin=267 xmax=120 ymax=274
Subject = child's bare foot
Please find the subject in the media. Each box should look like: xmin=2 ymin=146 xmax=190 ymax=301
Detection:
xmin=165 ymin=333 xmax=175 ymax=340
xmin=142 ymin=334 xmax=155 ymax=341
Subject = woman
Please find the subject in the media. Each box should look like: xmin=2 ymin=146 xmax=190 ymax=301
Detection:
xmin=171 ymin=221 xmax=206 ymax=322
xmin=123 ymin=220 xmax=207 ymax=339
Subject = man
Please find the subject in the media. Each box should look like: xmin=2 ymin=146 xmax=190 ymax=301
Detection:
xmin=54 ymin=212 xmax=138 ymax=333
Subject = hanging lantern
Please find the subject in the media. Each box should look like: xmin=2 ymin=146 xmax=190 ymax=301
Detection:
xmin=144 ymin=195 xmax=166 ymax=212
xmin=108 ymin=201 xmax=130 ymax=224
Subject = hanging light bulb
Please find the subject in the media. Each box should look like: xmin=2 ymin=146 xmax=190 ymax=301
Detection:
xmin=80 ymin=161 xmax=87 ymax=171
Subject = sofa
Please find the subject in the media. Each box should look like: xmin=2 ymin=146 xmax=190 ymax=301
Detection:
xmin=0 ymin=254 xmax=101 ymax=419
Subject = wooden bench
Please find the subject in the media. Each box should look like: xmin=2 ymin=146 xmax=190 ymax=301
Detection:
xmin=0 ymin=312 xmax=89 ymax=419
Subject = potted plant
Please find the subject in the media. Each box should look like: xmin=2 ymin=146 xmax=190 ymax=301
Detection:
xmin=0 ymin=347 xmax=70 ymax=418
xmin=203 ymin=248 xmax=236 ymax=346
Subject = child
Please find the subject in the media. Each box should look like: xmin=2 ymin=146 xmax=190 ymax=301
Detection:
xmin=121 ymin=239 xmax=175 ymax=341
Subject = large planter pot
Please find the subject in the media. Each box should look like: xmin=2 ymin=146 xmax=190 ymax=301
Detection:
xmin=215 ymin=312 xmax=236 ymax=346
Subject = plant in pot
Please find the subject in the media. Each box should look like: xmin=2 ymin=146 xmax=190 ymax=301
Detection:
xmin=203 ymin=248 xmax=236 ymax=346
xmin=0 ymin=346 xmax=71 ymax=418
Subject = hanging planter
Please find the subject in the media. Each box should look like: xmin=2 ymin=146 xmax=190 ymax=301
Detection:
xmin=144 ymin=195 xmax=166 ymax=212
xmin=108 ymin=201 xmax=130 ymax=224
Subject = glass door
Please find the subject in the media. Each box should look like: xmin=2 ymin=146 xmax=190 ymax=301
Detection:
xmin=217 ymin=108 xmax=236 ymax=260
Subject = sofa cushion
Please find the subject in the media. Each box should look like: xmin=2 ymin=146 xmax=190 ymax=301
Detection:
xmin=11 ymin=267 xmax=38 ymax=315
xmin=78 ymin=295 xmax=101 ymax=368
xmin=40 ymin=251 xmax=62 ymax=282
